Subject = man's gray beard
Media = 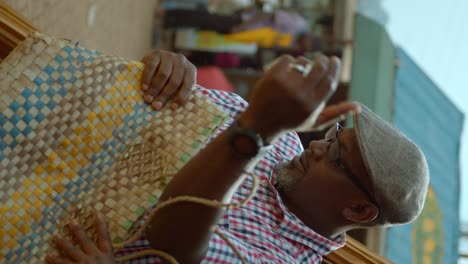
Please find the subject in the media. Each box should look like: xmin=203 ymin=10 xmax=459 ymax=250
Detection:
xmin=275 ymin=160 xmax=304 ymax=192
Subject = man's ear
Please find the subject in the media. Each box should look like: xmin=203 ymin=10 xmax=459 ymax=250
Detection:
xmin=341 ymin=200 xmax=379 ymax=223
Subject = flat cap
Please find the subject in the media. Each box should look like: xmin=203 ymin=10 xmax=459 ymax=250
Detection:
xmin=354 ymin=104 xmax=430 ymax=225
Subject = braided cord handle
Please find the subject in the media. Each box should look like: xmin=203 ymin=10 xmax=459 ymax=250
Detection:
xmin=114 ymin=171 xmax=259 ymax=264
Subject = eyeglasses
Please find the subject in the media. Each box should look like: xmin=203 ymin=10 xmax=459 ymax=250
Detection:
xmin=325 ymin=123 xmax=378 ymax=206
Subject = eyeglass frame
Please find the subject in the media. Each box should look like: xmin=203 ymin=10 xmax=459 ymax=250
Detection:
xmin=325 ymin=123 xmax=379 ymax=208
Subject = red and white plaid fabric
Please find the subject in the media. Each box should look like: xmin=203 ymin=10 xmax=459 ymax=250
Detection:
xmin=115 ymin=87 xmax=345 ymax=263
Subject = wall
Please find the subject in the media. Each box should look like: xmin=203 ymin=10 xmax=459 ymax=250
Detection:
xmin=3 ymin=0 xmax=157 ymax=60
xmin=350 ymin=13 xmax=464 ymax=264
xmin=349 ymin=14 xmax=395 ymax=122
xmin=386 ymin=48 xmax=464 ymax=264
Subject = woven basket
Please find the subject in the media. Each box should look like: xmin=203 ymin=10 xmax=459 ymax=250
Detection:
xmin=0 ymin=32 xmax=228 ymax=263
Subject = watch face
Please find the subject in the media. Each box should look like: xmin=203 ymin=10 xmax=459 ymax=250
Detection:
xmin=228 ymin=121 xmax=263 ymax=159
xmin=232 ymin=133 xmax=259 ymax=157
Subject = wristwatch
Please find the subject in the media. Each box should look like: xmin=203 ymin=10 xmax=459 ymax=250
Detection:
xmin=227 ymin=120 xmax=265 ymax=159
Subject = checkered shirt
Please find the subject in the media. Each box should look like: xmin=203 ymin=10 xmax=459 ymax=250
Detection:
xmin=115 ymin=86 xmax=346 ymax=263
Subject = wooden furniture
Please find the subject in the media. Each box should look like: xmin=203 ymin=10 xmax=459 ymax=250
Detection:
xmin=0 ymin=1 xmax=37 ymax=61
xmin=324 ymin=237 xmax=393 ymax=264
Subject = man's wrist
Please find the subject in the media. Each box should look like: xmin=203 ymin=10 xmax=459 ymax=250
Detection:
xmin=236 ymin=112 xmax=275 ymax=145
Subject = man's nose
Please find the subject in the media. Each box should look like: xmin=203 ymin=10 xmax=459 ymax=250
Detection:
xmin=308 ymin=140 xmax=329 ymax=158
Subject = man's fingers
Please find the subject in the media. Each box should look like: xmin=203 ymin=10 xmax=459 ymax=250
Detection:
xmin=45 ymin=254 xmax=73 ymax=264
xmin=141 ymin=54 xmax=160 ymax=91
xmin=141 ymin=51 xmax=195 ymax=110
xmin=263 ymin=55 xmax=286 ymax=72
xmin=171 ymin=64 xmax=196 ymax=109
xmin=319 ymin=102 xmax=360 ymax=119
xmin=94 ymin=211 xmax=113 ymax=253
xmin=291 ymin=56 xmax=313 ymax=81
xmin=52 ymin=234 xmax=85 ymax=261
xmin=267 ymin=55 xmax=295 ymax=72
xmin=301 ymin=55 xmax=328 ymax=91
xmin=307 ymin=56 xmax=341 ymax=102
xmin=315 ymin=102 xmax=361 ymax=127
xmin=68 ymin=220 xmax=97 ymax=254
xmin=152 ymin=58 xmax=185 ymax=110
xmin=145 ymin=59 xmax=172 ymax=104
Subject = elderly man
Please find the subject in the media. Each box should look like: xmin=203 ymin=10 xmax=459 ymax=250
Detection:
xmin=45 ymin=51 xmax=429 ymax=264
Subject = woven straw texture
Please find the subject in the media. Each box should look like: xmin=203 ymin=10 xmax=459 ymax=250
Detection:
xmin=0 ymin=32 xmax=228 ymax=263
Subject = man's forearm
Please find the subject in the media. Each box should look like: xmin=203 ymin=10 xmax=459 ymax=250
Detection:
xmin=146 ymin=126 xmax=258 ymax=263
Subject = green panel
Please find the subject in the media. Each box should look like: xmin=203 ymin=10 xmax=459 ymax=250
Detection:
xmin=191 ymin=140 xmax=202 ymax=149
xmin=148 ymin=194 xmax=158 ymax=203
xmin=121 ymin=220 xmax=134 ymax=231
xmin=181 ymin=153 xmax=191 ymax=163
xmin=113 ymin=236 xmax=123 ymax=244
xmin=212 ymin=115 xmax=222 ymax=124
xmin=135 ymin=207 xmax=146 ymax=216
xmin=202 ymin=127 xmax=211 ymax=136
xmin=349 ymin=14 xmax=395 ymax=122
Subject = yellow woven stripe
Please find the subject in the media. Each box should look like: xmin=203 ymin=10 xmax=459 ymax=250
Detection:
xmin=2 ymin=71 xmax=144 ymax=253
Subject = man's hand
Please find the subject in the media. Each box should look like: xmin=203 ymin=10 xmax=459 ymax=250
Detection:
xmin=238 ymin=55 xmax=341 ymax=142
xmin=312 ymin=101 xmax=361 ymax=131
xmin=141 ymin=50 xmax=196 ymax=110
xmin=45 ymin=211 xmax=115 ymax=264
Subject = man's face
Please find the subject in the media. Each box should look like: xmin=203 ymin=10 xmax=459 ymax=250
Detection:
xmin=276 ymin=127 xmax=373 ymax=211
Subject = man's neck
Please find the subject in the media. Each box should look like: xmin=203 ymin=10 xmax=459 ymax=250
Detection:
xmin=278 ymin=189 xmax=347 ymax=239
